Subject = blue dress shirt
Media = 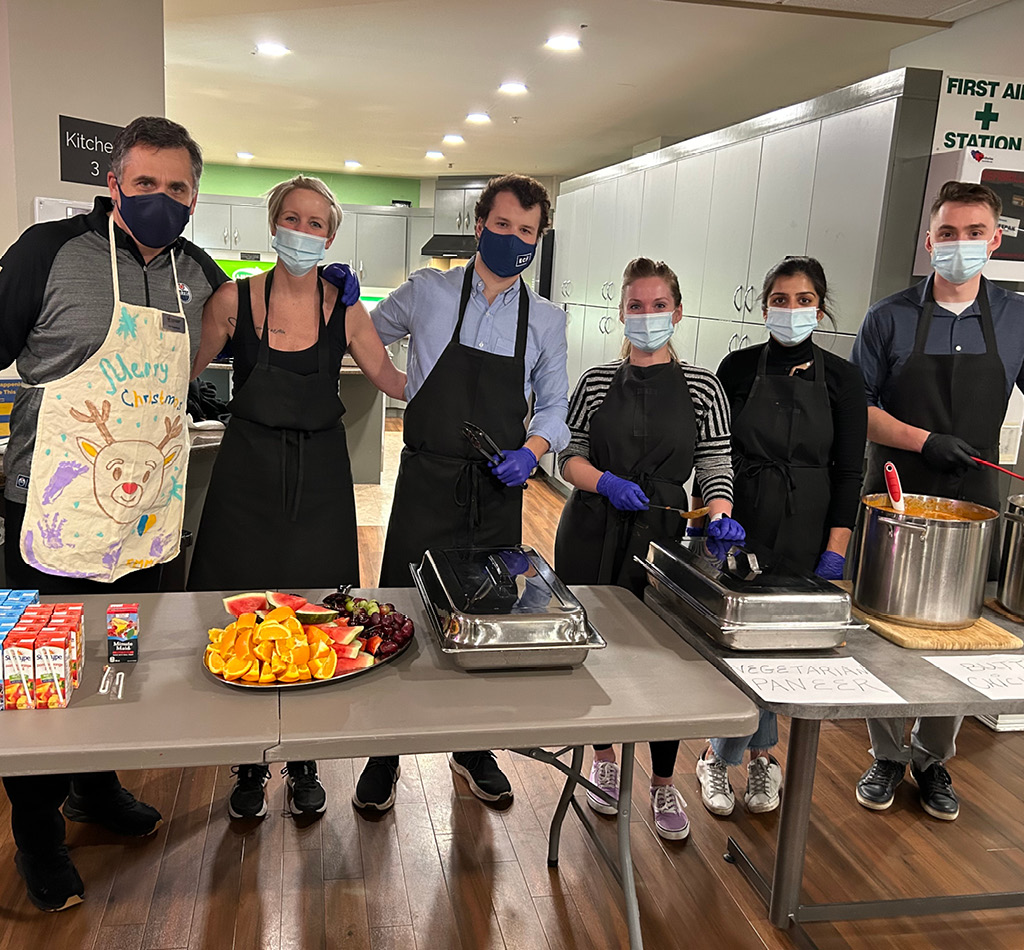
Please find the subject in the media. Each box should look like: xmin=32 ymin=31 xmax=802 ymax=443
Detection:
xmin=371 ymin=264 xmax=570 ymax=453
xmin=851 ymin=276 xmax=1024 ymax=410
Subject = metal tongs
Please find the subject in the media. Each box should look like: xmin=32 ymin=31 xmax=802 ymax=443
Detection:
xmin=462 ymin=421 xmax=528 ymax=490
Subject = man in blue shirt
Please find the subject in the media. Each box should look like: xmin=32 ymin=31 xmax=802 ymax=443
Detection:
xmin=353 ymin=174 xmax=569 ymax=811
xmin=850 ymin=180 xmax=1024 ymax=823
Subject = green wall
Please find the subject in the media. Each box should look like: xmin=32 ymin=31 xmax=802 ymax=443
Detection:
xmin=200 ymin=163 xmax=420 ymax=207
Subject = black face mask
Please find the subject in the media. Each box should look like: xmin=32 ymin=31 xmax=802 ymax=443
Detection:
xmin=116 ymin=182 xmax=191 ymax=248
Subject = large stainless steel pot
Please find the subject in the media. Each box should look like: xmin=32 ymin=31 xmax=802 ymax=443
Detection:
xmin=997 ymin=494 xmax=1024 ymax=615
xmin=852 ymin=493 xmax=999 ymax=630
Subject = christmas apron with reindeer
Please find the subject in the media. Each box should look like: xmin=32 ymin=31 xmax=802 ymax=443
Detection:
xmin=19 ymin=216 xmax=191 ymax=582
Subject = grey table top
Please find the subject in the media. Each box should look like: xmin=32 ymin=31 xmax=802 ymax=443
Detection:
xmin=0 ymin=587 xmax=758 ymax=775
xmin=644 ymin=586 xmax=1024 ymax=720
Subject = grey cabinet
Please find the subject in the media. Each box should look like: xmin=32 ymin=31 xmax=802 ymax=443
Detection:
xmin=229 ymin=204 xmax=270 ymax=253
xmin=586 ymin=172 xmax=643 ymax=306
xmin=552 ymin=188 xmax=593 ymax=305
xmin=323 ymin=212 xmax=407 ymax=290
xmin=638 ymin=162 xmax=678 ymax=262
xmin=694 ymin=318 xmax=748 ymax=373
xmin=668 ymin=152 xmax=715 ymax=318
xmin=564 ymin=303 xmax=586 ymax=391
xmin=192 ymin=201 xmax=269 ymax=254
xmin=192 ymin=202 xmax=231 ymax=251
xmin=434 ymin=187 xmax=483 ymax=235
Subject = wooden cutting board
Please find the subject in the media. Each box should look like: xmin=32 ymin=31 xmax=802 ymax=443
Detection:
xmin=850 ymin=607 xmax=1023 ymax=651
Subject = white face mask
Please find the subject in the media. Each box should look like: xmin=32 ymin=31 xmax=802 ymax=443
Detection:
xmin=765 ymin=307 xmax=819 ymax=346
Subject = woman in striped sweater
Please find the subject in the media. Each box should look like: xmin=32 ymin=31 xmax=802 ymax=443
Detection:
xmin=553 ymin=256 xmax=745 ymax=841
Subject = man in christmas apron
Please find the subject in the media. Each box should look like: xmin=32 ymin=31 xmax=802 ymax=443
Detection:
xmin=358 ymin=175 xmax=570 ymax=812
xmin=0 ymin=117 xmax=225 ymax=911
xmin=850 ymin=181 xmax=1024 ymax=823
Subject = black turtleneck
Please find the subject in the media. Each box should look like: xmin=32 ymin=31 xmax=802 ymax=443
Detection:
xmin=715 ymin=336 xmax=868 ymax=530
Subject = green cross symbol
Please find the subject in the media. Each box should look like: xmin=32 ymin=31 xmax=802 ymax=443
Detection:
xmin=975 ymin=102 xmax=999 ymax=130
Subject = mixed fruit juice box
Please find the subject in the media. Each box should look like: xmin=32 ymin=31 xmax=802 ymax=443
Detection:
xmin=51 ymin=605 xmax=84 ymax=688
xmin=3 ymin=633 xmax=37 ymax=709
xmin=107 ymin=604 xmax=139 ymax=664
xmin=34 ymin=631 xmax=70 ymax=709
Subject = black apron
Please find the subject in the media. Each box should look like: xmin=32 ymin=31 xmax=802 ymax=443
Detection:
xmin=188 ymin=271 xmax=358 ymax=591
xmin=731 ymin=343 xmax=833 ymax=573
xmin=379 ymin=263 xmax=529 ymax=587
xmin=554 ymin=360 xmax=696 ymax=596
xmin=863 ymin=281 xmax=1003 ymax=512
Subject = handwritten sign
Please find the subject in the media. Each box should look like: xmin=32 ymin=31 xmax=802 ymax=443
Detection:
xmin=923 ymin=655 xmax=1024 ymax=700
xmin=724 ymin=657 xmax=905 ymax=705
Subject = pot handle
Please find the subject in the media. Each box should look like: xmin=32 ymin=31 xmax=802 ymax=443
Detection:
xmin=1005 ymin=510 xmax=1024 ymax=525
xmin=878 ymin=515 xmax=927 ymax=537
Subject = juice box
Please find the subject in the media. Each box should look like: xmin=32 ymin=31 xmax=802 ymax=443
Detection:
xmin=0 ymin=631 xmax=6 ymax=710
xmin=52 ymin=606 xmax=84 ymax=687
xmin=34 ymin=632 xmax=70 ymax=709
xmin=107 ymin=604 xmax=139 ymax=664
xmin=3 ymin=634 xmax=36 ymax=709
xmin=7 ymin=590 xmax=39 ymax=605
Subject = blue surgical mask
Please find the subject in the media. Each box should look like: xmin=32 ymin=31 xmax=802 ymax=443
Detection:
xmin=765 ymin=307 xmax=819 ymax=346
xmin=116 ymin=183 xmax=191 ymax=249
xmin=477 ymin=226 xmax=536 ymax=278
xmin=272 ymin=225 xmax=327 ymax=277
xmin=624 ymin=312 xmax=675 ymax=353
xmin=931 ymin=239 xmax=989 ymax=285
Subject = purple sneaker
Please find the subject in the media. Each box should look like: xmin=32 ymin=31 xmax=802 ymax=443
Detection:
xmin=586 ymin=760 xmax=620 ymax=815
xmin=650 ymin=784 xmax=690 ymax=840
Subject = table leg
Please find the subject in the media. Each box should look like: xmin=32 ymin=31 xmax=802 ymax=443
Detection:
xmin=617 ymin=742 xmax=644 ymax=950
xmin=769 ymin=717 xmax=821 ymax=929
xmin=548 ymin=745 xmax=583 ymax=867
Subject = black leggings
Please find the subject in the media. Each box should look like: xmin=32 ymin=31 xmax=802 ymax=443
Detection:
xmin=594 ymin=741 xmax=679 ymax=780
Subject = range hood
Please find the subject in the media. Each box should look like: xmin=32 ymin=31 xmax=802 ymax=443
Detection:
xmin=420 ymin=233 xmax=478 ymax=258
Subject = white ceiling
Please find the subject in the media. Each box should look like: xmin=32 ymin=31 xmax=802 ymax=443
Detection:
xmin=163 ymin=0 xmax=1008 ymax=181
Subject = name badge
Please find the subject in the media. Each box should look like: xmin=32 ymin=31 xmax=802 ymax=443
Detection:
xmin=162 ymin=312 xmax=186 ymax=333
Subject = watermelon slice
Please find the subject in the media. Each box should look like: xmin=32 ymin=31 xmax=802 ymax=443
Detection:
xmin=266 ymin=591 xmax=309 ymax=611
xmin=295 ymin=604 xmax=339 ymax=624
xmin=334 ymin=653 xmax=375 ymax=673
xmin=223 ymin=592 xmax=269 ymax=618
xmin=323 ymin=624 xmax=362 ymax=645
xmin=330 ymin=642 xmax=362 ymax=660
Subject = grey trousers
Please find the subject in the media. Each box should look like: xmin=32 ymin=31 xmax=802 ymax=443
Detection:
xmin=866 ymin=716 xmax=964 ymax=771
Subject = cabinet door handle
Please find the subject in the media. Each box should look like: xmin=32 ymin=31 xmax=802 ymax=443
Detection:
xmin=222 ymin=227 xmax=229 ymax=246
xmin=456 ymin=212 xmax=462 ymax=230
xmin=739 ymin=334 xmax=749 ymax=349
xmin=733 ymin=285 xmax=744 ymax=312
xmin=359 ymin=261 xmax=364 ymax=280
xmin=566 ymin=280 xmax=573 ymax=296
xmin=728 ymin=332 xmax=739 ymax=352
xmin=233 ymin=229 xmax=240 ymax=246
xmin=744 ymin=285 xmax=755 ymax=312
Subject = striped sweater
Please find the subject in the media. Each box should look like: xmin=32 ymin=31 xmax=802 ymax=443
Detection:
xmin=557 ymin=360 xmax=733 ymax=502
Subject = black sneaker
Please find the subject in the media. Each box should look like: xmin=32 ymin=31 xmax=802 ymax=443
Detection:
xmin=63 ymin=783 xmax=162 ymax=836
xmin=449 ymin=751 xmax=513 ymax=804
xmin=283 ymin=761 xmax=327 ymax=818
xmin=15 ymin=848 xmax=84 ymax=912
xmin=228 ymin=764 xmax=271 ymax=819
xmin=911 ymin=762 xmax=960 ymax=821
xmin=855 ymin=758 xmax=905 ymax=810
xmin=352 ymin=756 xmax=400 ymax=812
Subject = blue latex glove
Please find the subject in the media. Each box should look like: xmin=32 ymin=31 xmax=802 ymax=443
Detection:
xmin=490 ymin=446 xmax=537 ymax=487
xmin=321 ymin=263 xmax=362 ymax=306
xmin=814 ymin=550 xmax=845 ymax=580
xmin=685 ymin=526 xmax=704 ymax=538
xmin=706 ymin=515 xmax=745 ymax=560
xmin=497 ymin=549 xmax=531 ymax=576
xmin=596 ymin=471 xmax=649 ymax=512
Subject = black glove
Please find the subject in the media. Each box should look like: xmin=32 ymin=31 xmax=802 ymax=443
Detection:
xmin=921 ymin=433 xmax=980 ymax=475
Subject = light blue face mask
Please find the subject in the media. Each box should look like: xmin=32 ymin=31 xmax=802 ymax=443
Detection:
xmin=765 ymin=307 xmax=820 ymax=346
xmin=930 ymin=239 xmax=989 ymax=285
xmin=624 ymin=312 xmax=676 ymax=353
xmin=272 ymin=225 xmax=327 ymax=277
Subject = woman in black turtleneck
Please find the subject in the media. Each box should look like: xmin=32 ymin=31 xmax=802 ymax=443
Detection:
xmin=694 ymin=256 xmax=867 ymax=820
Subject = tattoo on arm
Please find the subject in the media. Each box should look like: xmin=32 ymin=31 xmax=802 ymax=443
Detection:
xmin=227 ymin=316 xmax=237 ymax=327
xmin=269 ymin=327 xmax=286 ymax=335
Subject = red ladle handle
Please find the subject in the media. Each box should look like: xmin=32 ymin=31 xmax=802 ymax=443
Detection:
xmin=971 ymin=456 xmax=1024 ymax=482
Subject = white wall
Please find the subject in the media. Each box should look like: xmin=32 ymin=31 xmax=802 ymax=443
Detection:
xmin=0 ymin=1 xmax=19 ymax=254
xmin=4 ymin=0 xmax=164 ymax=240
xmin=889 ymin=0 xmax=1024 ymax=71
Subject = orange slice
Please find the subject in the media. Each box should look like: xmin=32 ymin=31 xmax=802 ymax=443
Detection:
xmin=313 ymin=640 xmax=332 ymax=661
xmin=259 ymin=661 xmax=276 ymax=684
xmin=277 ymin=662 xmax=300 ymax=683
xmin=242 ymin=657 xmax=262 ymax=682
xmin=313 ymin=650 xmax=337 ymax=680
xmin=291 ymin=643 xmax=311 ymax=666
xmin=264 ymin=605 xmax=296 ymax=624
xmin=234 ymin=628 xmax=254 ymax=662
xmin=253 ymin=639 xmax=275 ymax=663
xmin=271 ymin=654 xmax=288 ymax=676
xmin=206 ymin=652 xmax=226 ymax=675
xmin=208 ymin=627 xmax=226 ymax=642
xmin=256 ymin=622 xmax=290 ymax=641
xmin=223 ymin=656 xmax=250 ymax=681
xmin=215 ymin=627 xmax=237 ymax=657
xmin=296 ymin=664 xmax=312 ymax=681
xmin=309 ymin=657 xmax=322 ymax=677
xmin=283 ymin=616 xmax=303 ymax=636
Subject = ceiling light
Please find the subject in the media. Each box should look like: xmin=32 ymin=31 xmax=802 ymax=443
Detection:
xmin=442 ymin=134 xmax=464 ymax=145
xmin=499 ymin=81 xmax=528 ymax=95
xmin=236 ymin=151 xmax=254 ymax=160
xmin=425 ymin=150 xmax=444 ymax=160
xmin=545 ymin=35 xmax=580 ymax=51
xmin=344 ymin=160 xmax=361 ymax=169
xmin=255 ymin=41 xmax=290 ymax=57
xmin=465 ymin=112 xmax=491 ymax=124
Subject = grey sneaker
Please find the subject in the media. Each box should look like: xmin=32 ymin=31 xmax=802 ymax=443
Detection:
xmin=744 ymin=755 xmax=782 ymax=813
xmin=696 ymin=750 xmax=734 ymax=816
xmin=585 ymin=760 xmax=620 ymax=815
xmin=650 ymin=784 xmax=690 ymax=840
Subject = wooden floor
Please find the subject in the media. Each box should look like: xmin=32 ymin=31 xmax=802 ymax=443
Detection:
xmin=2 ymin=470 xmax=1024 ymax=949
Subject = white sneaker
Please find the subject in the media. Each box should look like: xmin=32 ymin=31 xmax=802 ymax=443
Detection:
xmin=744 ymin=755 xmax=782 ymax=813
xmin=696 ymin=750 xmax=734 ymax=816
xmin=586 ymin=760 xmax=620 ymax=815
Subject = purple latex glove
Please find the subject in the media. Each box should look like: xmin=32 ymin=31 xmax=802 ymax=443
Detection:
xmin=814 ymin=550 xmax=846 ymax=580
xmin=321 ymin=263 xmax=361 ymax=306
xmin=497 ymin=548 xmax=531 ymax=576
xmin=685 ymin=526 xmax=705 ymax=538
xmin=596 ymin=471 xmax=649 ymax=512
xmin=490 ymin=446 xmax=537 ymax=487
xmin=706 ymin=515 xmax=745 ymax=560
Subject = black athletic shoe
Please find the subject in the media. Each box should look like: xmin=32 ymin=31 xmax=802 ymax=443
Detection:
xmin=63 ymin=783 xmax=163 ymax=836
xmin=228 ymin=764 xmax=271 ymax=819
xmin=911 ymin=762 xmax=960 ymax=821
xmin=855 ymin=758 xmax=905 ymax=810
xmin=283 ymin=761 xmax=327 ymax=817
xmin=449 ymin=751 xmax=513 ymax=804
xmin=15 ymin=848 xmax=84 ymax=912
xmin=352 ymin=756 xmax=401 ymax=812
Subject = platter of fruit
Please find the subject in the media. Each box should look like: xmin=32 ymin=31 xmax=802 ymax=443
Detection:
xmin=202 ymin=591 xmax=416 ymax=690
